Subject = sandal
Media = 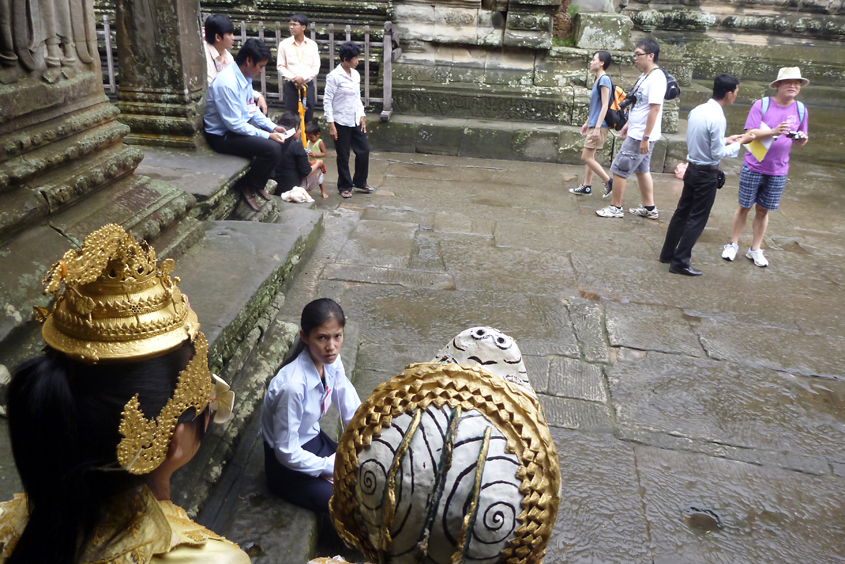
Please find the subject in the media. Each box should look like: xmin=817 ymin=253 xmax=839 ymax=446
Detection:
xmin=355 ymin=185 xmax=375 ymax=193
xmin=340 ymin=190 xmax=353 ymax=198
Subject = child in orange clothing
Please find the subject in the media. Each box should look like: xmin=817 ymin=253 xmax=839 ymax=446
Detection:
xmin=305 ymin=121 xmax=328 ymax=198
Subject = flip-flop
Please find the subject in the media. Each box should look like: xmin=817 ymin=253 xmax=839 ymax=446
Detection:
xmin=355 ymin=185 xmax=375 ymax=193
xmin=341 ymin=190 xmax=353 ymax=198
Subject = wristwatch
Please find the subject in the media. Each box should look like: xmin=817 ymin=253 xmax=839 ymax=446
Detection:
xmin=643 ymin=135 xmax=650 ymax=140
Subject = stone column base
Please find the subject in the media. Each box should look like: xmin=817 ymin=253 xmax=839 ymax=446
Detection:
xmin=117 ymin=88 xmax=205 ymax=148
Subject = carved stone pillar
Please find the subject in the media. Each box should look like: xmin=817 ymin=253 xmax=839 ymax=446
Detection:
xmin=0 ymin=0 xmax=203 ymax=374
xmin=114 ymin=0 xmax=206 ymax=147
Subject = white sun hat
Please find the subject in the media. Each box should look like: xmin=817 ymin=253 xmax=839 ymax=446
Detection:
xmin=770 ymin=67 xmax=810 ymax=89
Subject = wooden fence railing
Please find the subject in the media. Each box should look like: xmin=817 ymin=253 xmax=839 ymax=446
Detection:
xmin=96 ymin=18 xmax=394 ymax=121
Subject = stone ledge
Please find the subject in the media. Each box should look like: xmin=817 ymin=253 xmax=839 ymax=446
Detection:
xmin=365 ymin=114 xmax=686 ymax=172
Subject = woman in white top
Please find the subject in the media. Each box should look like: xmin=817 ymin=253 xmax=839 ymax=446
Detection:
xmin=261 ymin=298 xmax=361 ymax=513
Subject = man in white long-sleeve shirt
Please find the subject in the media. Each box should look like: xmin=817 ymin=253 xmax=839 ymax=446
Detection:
xmin=659 ymin=74 xmax=755 ymax=276
xmin=204 ymin=39 xmax=288 ymax=212
xmin=324 ymin=41 xmax=373 ymax=198
xmin=277 ymin=13 xmax=320 ymax=124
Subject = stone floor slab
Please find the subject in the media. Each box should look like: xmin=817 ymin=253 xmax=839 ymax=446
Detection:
xmin=698 ymin=318 xmax=845 ymax=379
xmin=548 ymin=357 xmax=607 ymax=403
xmin=523 ymin=354 xmax=551 ymax=393
xmin=567 ymin=299 xmax=610 ymax=363
xmin=545 ymin=428 xmax=651 ymax=563
xmin=322 ymin=263 xmax=454 ymax=290
xmin=355 ymin=343 xmax=441 ymax=375
xmin=538 ymin=394 xmax=613 ymax=432
xmin=336 ymin=219 xmax=418 ymax=269
xmin=439 ymin=240 xmax=578 ymax=294
xmin=339 ymin=286 xmax=579 ymax=356
xmin=607 ymin=352 xmax=845 ymax=463
xmin=635 ymin=446 xmax=845 ymax=563
xmin=605 ymin=302 xmax=704 ymax=357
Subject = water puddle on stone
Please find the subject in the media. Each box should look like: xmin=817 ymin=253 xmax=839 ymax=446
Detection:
xmin=683 ymin=506 xmax=723 ymax=533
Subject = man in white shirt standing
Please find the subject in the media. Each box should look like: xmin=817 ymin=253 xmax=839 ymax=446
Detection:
xmin=597 ymin=38 xmax=666 ymax=220
xmin=659 ymin=74 xmax=755 ymax=276
xmin=277 ymin=13 xmax=320 ymax=124
xmin=324 ymin=41 xmax=373 ymax=198
xmin=204 ymin=14 xmax=267 ymax=115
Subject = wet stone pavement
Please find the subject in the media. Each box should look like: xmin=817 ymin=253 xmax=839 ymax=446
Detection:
xmin=277 ymin=151 xmax=845 ymax=563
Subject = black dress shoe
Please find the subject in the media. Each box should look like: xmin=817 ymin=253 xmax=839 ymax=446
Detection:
xmin=256 ymin=188 xmax=272 ymax=201
xmin=669 ymin=265 xmax=702 ymax=276
xmin=242 ymin=190 xmax=261 ymax=212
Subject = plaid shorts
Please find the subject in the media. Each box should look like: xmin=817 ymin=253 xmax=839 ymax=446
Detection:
xmin=738 ymin=165 xmax=787 ymax=211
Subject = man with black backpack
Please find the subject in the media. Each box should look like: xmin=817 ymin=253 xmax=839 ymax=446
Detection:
xmin=597 ymin=38 xmax=666 ymax=220
xmin=720 ymin=67 xmax=809 ymax=268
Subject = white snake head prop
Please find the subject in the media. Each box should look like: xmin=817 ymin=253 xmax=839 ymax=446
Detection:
xmin=432 ymin=326 xmax=533 ymax=396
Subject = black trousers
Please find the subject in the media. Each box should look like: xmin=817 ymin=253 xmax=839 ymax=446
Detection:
xmin=264 ymin=431 xmax=337 ymax=513
xmin=660 ymin=167 xmax=719 ymax=269
xmin=334 ymin=123 xmax=370 ymax=192
xmin=205 ymin=131 xmax=282 ymax=195
xmin=283 ymin=80 xmax=316 ymax=124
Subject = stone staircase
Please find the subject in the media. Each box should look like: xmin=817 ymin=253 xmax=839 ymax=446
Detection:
xmin=0 ymin=81 xmax=328 ymax=560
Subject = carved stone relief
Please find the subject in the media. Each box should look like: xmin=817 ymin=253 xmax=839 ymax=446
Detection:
xmin=0 ymin=0 xmax=98 ymax=84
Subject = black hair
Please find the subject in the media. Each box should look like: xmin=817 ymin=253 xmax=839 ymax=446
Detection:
xmin=279 ymin=111 xmax=301 ymax=130
xmin=6 ymin=341 xmax=205 ymax=564
xmin=235 ymin=38 xmax=272 ymax=66
xmin=712 ymin=73 xmax=740 ymax=100
xmin=290 ymin=13 xmax=309 ymax=28
xmin=593 ymin=50 xmax=612 ymax=71
xmin=280 ymin=298 xmax=346 ymax=369
xmin=636 ymin=38 xmax=660 ymax=64
xmin=305 ymin=121 xmax=321 ymax=135
xmin=338 ymin=41 xmax=360 ymax=64
xmin=205 ymin=14 xmax=235 ymax=45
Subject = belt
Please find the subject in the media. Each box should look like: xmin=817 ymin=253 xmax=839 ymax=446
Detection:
xmin=687 ymin=162 xmax=719 ymax=171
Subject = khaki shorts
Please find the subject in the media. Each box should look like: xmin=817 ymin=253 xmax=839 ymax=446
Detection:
xmin=584 ymin=127 xmax=609 ymax=150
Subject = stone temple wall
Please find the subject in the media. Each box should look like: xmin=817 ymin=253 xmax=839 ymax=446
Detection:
xmin=0 ymin=0 xmax=202 ymax=371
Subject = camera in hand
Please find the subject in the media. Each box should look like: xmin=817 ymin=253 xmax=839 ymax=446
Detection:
xmin=785 ymin=131 xmax=803 ymax=140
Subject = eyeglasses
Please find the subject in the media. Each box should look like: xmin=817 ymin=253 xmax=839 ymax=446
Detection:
xmin=633 ymin=51 xmax=649 ymax=58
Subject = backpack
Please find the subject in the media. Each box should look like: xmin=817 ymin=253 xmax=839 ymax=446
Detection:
xmin=604 ymin=82 xmax=629 ymax=131
xmin=661 ymin=68 xmax=681 ymax=100
xmin=760 ymin=96 xmax=806 ymax=126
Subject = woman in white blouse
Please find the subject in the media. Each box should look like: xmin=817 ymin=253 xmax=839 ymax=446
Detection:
xmin=261 ymin=298 xmax=361 ymax=512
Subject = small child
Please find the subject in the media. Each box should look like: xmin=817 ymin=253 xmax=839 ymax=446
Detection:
xmin=305 ymin=121 xmax=328 ymax=198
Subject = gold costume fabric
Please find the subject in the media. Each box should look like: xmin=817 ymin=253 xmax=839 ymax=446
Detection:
xmin=0 ymin=488 xmax=248 ymax=564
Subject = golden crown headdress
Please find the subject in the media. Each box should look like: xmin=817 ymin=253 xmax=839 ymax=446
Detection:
xmin=35 ymin=224 xmax=234 ymax=475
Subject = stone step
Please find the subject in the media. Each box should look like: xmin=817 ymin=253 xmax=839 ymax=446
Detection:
xmin=134 ymin=146 xmax=289 ymax=222
xmin=0 ymin=172 xmax=202 ymax=371
xmin=0 ymin=102 xmax=122 ymax=169
xmin=165 ymin=213 xmax=325 ymax=516
xmin=362 ymin=113 xmax=687 ymax=173
xmin=0 ymin=143 xmax=144 ymax=244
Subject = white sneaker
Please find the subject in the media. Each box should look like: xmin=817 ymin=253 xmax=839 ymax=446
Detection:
xmin=629 ymin=205 xmax=659 ymax=220
xmin=721 ymin=242 xmax=738 ymax=261
xmin=746 ymin=248 xmax=768 ymax=267
xmin=596 ymin=205 xmax=624 ymax=218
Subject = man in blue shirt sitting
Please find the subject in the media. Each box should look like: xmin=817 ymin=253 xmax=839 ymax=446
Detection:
xmin=659 ymin=74 xmax=755 ymax=276
xmin=204 ymin=38 xmax=288 ymax=212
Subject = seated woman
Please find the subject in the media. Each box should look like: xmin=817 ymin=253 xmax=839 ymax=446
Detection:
xmin=0 ymin=224 xmax=247 ymax=564
xmin=261 ymin=298 xmax=361 ymax=513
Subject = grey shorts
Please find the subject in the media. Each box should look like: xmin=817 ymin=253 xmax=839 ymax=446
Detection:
xmin=609 ymin=136 xmax=656 ymax=179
